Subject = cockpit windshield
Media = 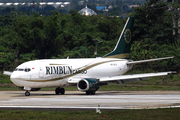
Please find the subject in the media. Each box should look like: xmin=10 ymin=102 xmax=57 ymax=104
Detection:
xmin=15 ymin=68 xmax=31 ymax=72
xmin=15 ymin=68 xmax=22 ymax=71
xmin=25 ymin=68 xmax=31 ymax=72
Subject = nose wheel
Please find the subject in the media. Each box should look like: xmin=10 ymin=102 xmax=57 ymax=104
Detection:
xmin=25 ymin=91 xmax=30 ymax=96
xmin=55 ymin=87 xmax=65 ymax=95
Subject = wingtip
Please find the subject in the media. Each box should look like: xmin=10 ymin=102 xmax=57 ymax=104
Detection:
xmin=170 ymin=71 xmax=177 ymax=74
xmin=3 ymin=71 xmax=12 ymax=76
xmin=164 ymin=56 xmax=174 ymax=59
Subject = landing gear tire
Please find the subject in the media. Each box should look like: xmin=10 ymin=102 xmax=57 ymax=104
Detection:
xmin=55 ymin=87 xmax=60 ymax=95
xmin=25 ymin=91 xmax=30 ymax=96
xmin=91 ymin=91 xmax=95 ymax=95
xmin=86 ymin=91 xmax=90 ymax=95
xmin=86 ymin=91 xmax=95 ymax=95
xmin=55 ymin=87 xmax=65 ymax=95
xmin=60 ymin=88 xmax=65 ymax=95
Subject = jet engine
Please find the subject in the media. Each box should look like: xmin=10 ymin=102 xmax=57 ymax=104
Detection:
xmin=77 ymin=78 xmax=99 ymax=92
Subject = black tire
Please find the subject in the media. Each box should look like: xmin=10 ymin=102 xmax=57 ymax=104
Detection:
xmin=91 ymin=91 xmax=95 ymax=95
xmin=55 ymin=87 xmax=60 ymax=95
xmin=60 ymin=88 xmax=65 ymax=95
xmin=86 ymin=91 xmax=95 ymax=95
xmin=86 ymin=91 xmax=90 ymax=95
xmin=25 ymin=91 xmax=30 ymax=96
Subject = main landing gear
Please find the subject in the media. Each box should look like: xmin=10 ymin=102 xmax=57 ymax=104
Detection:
xmin=86 ymin=91 xmax=96 ymax=95
xmin=55 ymin=87 xmax=65 ymax=95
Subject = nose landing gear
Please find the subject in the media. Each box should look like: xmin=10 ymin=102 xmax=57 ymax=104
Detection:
xmin=25 ymin=91 xmax=30 ymax=96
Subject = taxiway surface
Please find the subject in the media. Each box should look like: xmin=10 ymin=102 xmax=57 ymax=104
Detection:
xmin=0 ymin=91 xmax=180 ymax=110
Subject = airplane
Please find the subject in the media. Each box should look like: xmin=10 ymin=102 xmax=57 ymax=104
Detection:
xmin=3 ymin=17 xmax=175 ymax=96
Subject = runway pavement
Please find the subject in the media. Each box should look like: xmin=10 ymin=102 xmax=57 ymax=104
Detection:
xmin=0 ymin=91 xmax=180 ymax=110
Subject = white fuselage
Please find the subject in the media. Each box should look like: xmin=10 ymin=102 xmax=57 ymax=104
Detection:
xmin=10 ymin=58 xmax=132 ymax=88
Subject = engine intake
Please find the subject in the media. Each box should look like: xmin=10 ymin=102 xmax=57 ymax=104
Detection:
xmin=77 ymin=78 xmax=99 ymax=92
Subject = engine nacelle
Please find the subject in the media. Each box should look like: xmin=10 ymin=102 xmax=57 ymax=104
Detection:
xmin=77 ymin=78 xmax=99 ymax=92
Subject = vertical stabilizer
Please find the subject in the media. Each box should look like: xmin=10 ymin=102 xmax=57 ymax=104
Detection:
xmin=103 ymin=17 xmax=134 ymax=59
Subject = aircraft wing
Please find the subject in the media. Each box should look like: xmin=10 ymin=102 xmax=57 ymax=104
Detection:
xmin=68 ymin=71 xmax=175 ymax=84
xmin=99 ymin=71 xmax=175 ymax=83
xmin=3 ymin=71 xmax=13 ymax=76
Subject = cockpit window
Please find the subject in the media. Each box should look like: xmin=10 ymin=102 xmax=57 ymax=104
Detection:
xmin=14 ymin=68 xmax=31 ymax=72
xmin=19 ymin=69 xmax=24 ymax=71
xmin=25 ymin=68 xmax=31 ymax=72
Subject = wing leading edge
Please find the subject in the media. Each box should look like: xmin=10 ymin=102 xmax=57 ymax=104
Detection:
xmin=127 ymin=57 xmax=173 ymax=65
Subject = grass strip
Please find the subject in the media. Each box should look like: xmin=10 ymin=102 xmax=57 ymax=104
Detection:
xmin=0 ymin=108 xmax=180 ymax=120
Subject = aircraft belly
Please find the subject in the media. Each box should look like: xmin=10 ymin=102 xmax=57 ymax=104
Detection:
xmin=18 ymin=80 xmax=65 ymax=88
xmin=30 ymin=78 xmax=68 ymax=88
xmin=12 ymin=79 xmax=35 ymax=88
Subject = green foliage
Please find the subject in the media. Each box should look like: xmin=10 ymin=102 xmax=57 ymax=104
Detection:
xmin=134 ymin=1 xmax=173 ymax=44
xmin=0 ymin=74 xmax=12 ymax=83
xmin=131 ymin=0 xmax=180 ymax=70
xmin=0 ymin=11 xmax=125 ymax=69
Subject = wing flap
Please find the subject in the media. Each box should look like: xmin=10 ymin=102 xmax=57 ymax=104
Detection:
xmin=116 ymin=78 xmax=150 ymax=84
xmin=100 ymin=71 xmax=175 ymax=82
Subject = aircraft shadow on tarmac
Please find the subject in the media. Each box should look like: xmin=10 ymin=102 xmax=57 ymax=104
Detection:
xmin=10 ymin=91 xmax=123 ymax=97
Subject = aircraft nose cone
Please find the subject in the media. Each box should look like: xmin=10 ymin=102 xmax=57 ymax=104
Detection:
xmin=10 ymin=72 xmax=20 ymax=79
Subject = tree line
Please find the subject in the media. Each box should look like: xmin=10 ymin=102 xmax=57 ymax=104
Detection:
xmin=0 ymin=10 xmax=125 ymax=69
xmin=0 ymin=0 xmax=180 ymax=72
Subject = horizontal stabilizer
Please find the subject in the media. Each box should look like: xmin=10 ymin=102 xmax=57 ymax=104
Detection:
xmin=3 ymin=71 xmax=12 ymax=76
xmin=99 ymin=71 xmax=175 ymax=82
xmin=127 ymin=57 xmax=173 ymax=65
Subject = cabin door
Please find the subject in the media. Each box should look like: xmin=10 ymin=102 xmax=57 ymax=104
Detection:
xmin=39 ymin=64 xmax=44 ymax=78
